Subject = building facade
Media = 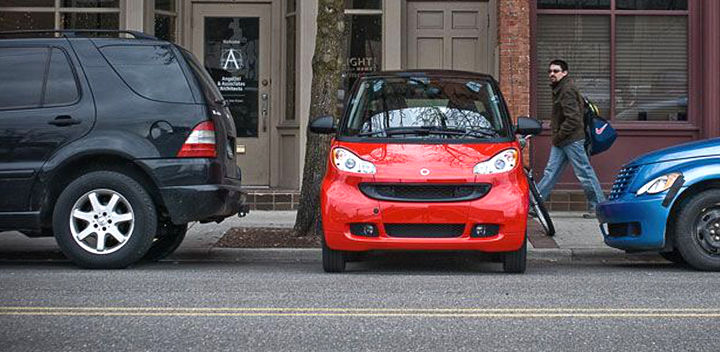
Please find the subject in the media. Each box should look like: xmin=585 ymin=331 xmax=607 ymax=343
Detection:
xmin=2 ymin=0 xmax=718 ymax=210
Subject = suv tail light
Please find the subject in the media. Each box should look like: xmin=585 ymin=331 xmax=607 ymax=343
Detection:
xmin=177 ymin=121 xmax=217 ymax=158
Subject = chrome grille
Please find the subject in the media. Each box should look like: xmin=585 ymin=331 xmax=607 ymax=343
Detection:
xmin=609 ymin=166 xmax=639 ymax=200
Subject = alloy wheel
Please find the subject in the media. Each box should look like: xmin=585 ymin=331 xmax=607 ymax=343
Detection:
xmin=69 ymin=189 xmax=135 ymax=255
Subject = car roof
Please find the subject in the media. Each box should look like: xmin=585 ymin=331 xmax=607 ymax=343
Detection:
xmin=361 ymin=70 xmax=496 ymax=81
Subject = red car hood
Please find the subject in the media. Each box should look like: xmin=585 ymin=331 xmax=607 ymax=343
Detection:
xmin=337 ymin=142 xmax=517 ymax=181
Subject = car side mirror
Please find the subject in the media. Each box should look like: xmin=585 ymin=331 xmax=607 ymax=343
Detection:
xmin=515 ymin=116 xmax=543 ymax=136
xmin=309 ymin=116 xmax=336 ymax=134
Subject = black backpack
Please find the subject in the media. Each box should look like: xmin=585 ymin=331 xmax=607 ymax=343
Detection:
xmin=583 ymin=96 xmax=617 ymax=156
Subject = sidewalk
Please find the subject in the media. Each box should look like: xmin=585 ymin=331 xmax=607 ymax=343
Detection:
xmin=0 ymin=211 xmax=663 ymax=263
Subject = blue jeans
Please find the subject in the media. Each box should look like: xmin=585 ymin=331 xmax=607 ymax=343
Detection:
xmin=537 ymin=139 xmax=606 ymax=211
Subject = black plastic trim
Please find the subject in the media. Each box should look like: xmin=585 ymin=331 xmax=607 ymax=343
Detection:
xmin=662 ymin=175 xmax=685 ymax=207
xmin=359 ymin=183 xmax=491 ymax=203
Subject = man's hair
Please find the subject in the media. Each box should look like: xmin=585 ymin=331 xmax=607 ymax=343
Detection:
xmin=549 ymin=59 xmax=569 ymax=72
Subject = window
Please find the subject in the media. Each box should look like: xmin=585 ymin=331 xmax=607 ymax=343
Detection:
xmin=0 ymin=1 xmax=120 ymax=32
xmin=154 ymin=0 xmax=178 ymax=42
xmin=0 ymin=47 xmax=78 ymax=110
xmin=342 ymin=77 xmax=509 ymax=139
xmin=615 ymin=16 xmax=687 ymax=121
xmin=101 ymin=45 xmax=194 ymax=103
xmin=535 ymin=0 xmax=689 ymax=122
xmin=0 ymin=48 xmax=47 ymax=110
xmin=343 ymin=0 xmax=382 ymax=91
xmin=45 ymin=48 xmax=80 ymax=106
xmin=285 ymin=0 xmax=297 ymax=121
xmin=537 ymin=15 xmax=610 ymax=121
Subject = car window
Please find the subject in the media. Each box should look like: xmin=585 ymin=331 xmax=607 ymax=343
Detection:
xmin=178 ymin=47 xmax=224 ymax=104
xmin=0 ymin=47 xmax=47 ymax=110
xmin=342 ymin=77 xmax=509 ymax=139
xmin=101 ymin=45 xmax=195 ymax=103
xmin=45 ymin=48 xmax=79 ymax=106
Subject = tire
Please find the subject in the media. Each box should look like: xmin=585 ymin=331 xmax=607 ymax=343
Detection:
xmin=322 ymin=238 xmax=346 ymax=273
xmin=503 ymin=235 xmax=527 ymax=274
xmin=659 ymin=250 xmax=686 ymax=264
xmin=143 ymin=222 xmax=188 ymax=262
xmin=52 ymin=171 xmax=157 ymax=269
xmin=674 ymin=190 xmax=720 ymax=271
xmin=528 ymin=179 xmax=556 ymax=237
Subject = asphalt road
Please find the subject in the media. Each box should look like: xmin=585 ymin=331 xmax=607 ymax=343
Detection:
xmin=1 ymin=254 xmax=718 ymax=351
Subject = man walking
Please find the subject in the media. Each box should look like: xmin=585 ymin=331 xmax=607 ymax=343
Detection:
xmin=537 ymin=59 xmax=605 ymax=218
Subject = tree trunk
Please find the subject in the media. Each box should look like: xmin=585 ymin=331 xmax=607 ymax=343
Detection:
xmin=294 ymin=0 xmax=346 ymax=237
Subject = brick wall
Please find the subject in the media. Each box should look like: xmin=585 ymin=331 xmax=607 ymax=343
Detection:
xmin=497 ymin=0 xmax=531 ymax=121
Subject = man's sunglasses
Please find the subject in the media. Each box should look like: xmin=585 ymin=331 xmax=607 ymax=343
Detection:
xmin=548 ymin=69 xmax=563 ymax=74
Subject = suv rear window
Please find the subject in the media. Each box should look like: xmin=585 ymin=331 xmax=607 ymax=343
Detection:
xmin=101 ymin=45 xmax=195 ymax=103
xmin=178 ymin=48 xmax=224 ymax=105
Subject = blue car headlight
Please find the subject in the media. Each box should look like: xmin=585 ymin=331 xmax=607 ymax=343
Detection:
xmin=636 ymin=172 xmax=682 ymax=196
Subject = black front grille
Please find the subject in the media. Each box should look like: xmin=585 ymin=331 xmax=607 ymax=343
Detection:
xmin=359 ymin=183 xmax=490 ymax=202
xmin=384 ymin=224 xmax=465 ymax=238
xmin=609 ymin=165 xmax=639 ymax=200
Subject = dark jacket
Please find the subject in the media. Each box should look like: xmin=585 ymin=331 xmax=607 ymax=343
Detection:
xmin=550 ymin=76 xmax=585 ymax=147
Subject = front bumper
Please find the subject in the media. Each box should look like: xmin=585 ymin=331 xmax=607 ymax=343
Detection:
xmin=321 ymin=175 xmax=528 ymax=253
xmin=596 ymin=195 xmax=671 ymax=251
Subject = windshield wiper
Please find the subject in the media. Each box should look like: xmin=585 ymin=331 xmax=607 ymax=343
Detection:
xmin=356 ymin=126 xmax=499 ymax=138
xmin=357 ymin=130 xmax=387 ymax=137
xmin=458 ymin=127 xmax=499 ymax=138
xmin=416 ymin=126 xmax=499 ymax=139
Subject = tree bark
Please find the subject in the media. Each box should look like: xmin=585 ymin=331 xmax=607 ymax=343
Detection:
xmin=294 ymin=0 xmax=346 ymax=237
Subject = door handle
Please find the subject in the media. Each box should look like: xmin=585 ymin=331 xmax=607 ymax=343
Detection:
xmin=48 ymin=115 xmax=81 ymax=126
xmin=261 ymin=93 xmax=269 ymax=132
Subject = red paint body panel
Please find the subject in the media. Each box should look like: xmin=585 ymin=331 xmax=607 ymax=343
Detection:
xmin=321 ymin=140 xmax=529 ymax=252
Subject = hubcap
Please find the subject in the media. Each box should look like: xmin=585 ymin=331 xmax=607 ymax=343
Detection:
xmin=69 ymin=189 xmax=135 ymax=255
xmin=694 ymin=208 xmax=720 ymax=256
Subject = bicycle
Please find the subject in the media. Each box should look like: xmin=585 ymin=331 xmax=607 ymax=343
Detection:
xmin=519 ymin=135 xmax=556 ymax=237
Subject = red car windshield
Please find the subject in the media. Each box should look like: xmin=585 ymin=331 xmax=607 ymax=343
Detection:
xmin=341 ymin=76 xmax=509 ymax=140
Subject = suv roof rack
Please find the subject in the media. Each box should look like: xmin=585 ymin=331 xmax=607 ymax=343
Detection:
xmin=0 ymin=29 xmax=158 ymax=40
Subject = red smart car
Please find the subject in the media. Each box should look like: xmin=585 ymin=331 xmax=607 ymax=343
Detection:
xmin=309 ymin=71 xmax=542 ymax=273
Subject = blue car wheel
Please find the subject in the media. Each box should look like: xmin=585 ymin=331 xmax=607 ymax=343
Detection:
xmin=675 ymin=189 xmax=720 ymax=271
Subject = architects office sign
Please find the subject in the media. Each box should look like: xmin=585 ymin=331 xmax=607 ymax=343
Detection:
xmin=205 ymin=17 xmax=259 ymax=137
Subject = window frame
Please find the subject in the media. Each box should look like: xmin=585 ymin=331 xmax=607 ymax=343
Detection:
xmin=146 ymin=0 xmax=179 ymax=42
xmin=532 ymin=0 xmax=699 ymax=130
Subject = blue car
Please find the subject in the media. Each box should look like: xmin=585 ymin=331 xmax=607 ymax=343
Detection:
xmin=597 ymin=138 xmax=720 ymax=271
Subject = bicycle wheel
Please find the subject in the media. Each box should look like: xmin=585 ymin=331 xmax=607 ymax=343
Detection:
xmin=528 ymin=179 xmax=556 ymax=237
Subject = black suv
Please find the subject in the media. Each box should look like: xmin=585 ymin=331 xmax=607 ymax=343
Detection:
xmin=0 ymin=30 xmax=248 ymax=268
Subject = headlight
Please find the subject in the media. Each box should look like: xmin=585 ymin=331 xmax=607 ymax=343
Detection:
xmin=332 ymin=147 xmax=376 ymax=174
xmin=636 ymin=172 xmax=682 ymax=196
xmin=473 ymin=149 xmax=518 ymax=175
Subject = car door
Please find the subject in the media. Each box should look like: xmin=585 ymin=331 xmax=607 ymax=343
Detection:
xmin=0 ymin=40 xmax=94 ymax=212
